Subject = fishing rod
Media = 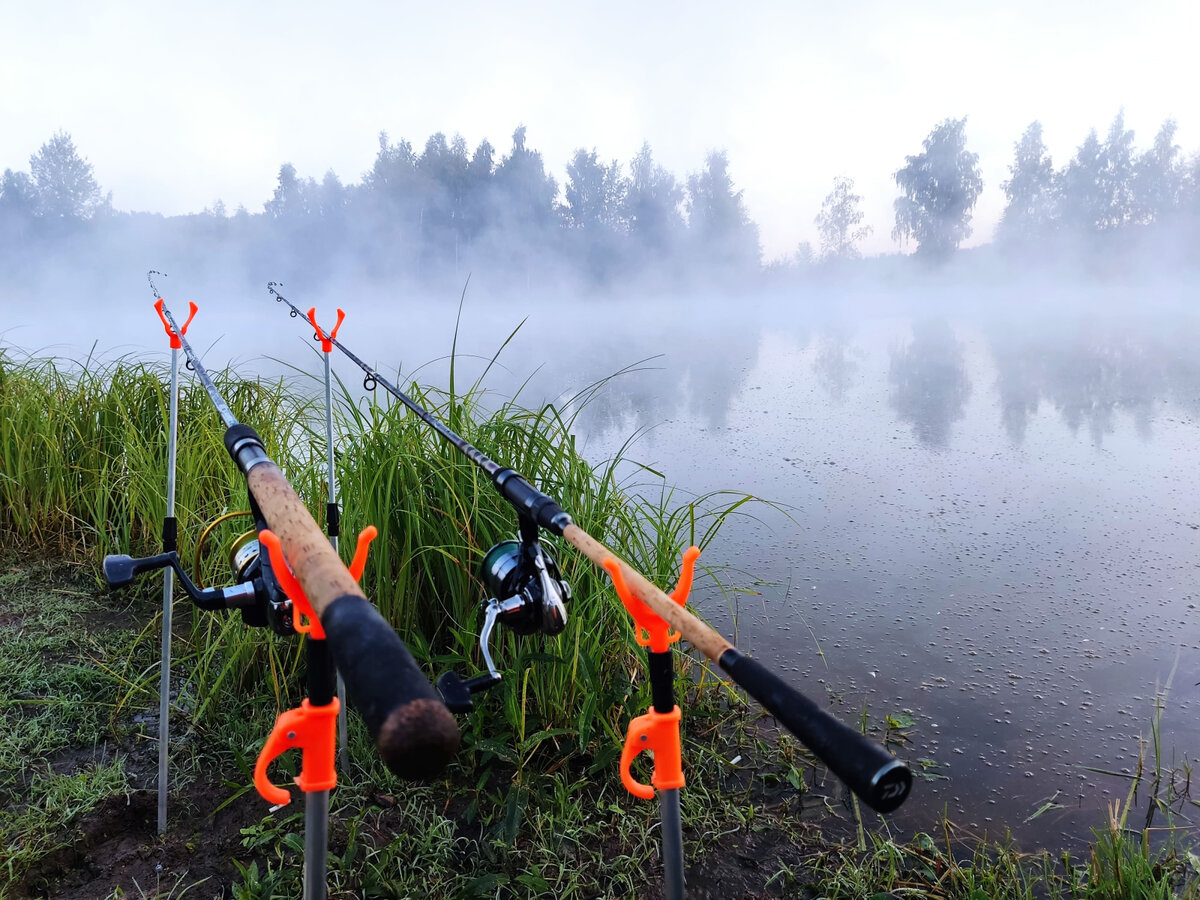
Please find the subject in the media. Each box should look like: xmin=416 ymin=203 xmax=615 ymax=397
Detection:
xmin=267 ymin=281 xmax=353 ymax=768
xmin=105 ymin=292 xmax=460 ymax=899
xmin=265 ymin=285 xmax=913 ymax=815
xmin=268 ymin=284 xmax=569 ymax=708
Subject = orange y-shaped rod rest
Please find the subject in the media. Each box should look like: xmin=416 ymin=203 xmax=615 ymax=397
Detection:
xmin=605 ymin=548 xmax=699 ymax=799
xmin=154 ymin=298 xmax=197 ymax=349
xmin=259 ymin=526 xmax=378 ymax=638
xmin=306 ymin=306 xmax=345 ymax=354
xmin=605 ymin=546 xmax=699 ymax=653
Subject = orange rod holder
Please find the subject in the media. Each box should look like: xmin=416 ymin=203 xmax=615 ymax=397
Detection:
xmin=259 ymin=526 xmax=377 ymax=639
xmin=307 ymin=307 xmax=345 ymax=354
xmin=253 ymin=525 xmax=375 ymax=808
xmin=619 ymin=706 xmax=684 ymax=799
xmin=254 ymin=698 xmax=340 ymax=807
xmin=348 ymin=525 xmax=378 ymax=582
xmin=154 ymin=298 xmax=197 ymax=349
xmin=605 ymin=547 xmax=699 ymax=799
xmin=611 ymin=546 xmax=699 ymax=654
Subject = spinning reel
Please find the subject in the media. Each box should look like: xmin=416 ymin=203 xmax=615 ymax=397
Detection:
xmin=437 ymin=516 xmax=571 ymax=713
xmin=103 ymin=511 xmax=296 ymax=635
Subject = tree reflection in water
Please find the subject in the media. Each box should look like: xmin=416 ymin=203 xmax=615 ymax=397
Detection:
xmin=888 ymin=319 xmax=971 ymax=448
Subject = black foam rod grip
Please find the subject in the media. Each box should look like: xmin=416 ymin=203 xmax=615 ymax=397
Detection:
xmin=492 ymin=469 xmax=572 ymax=534
xmin=719 ymin=648 xmax=912 ymax=813
xmin=320 ymin=594 xmax=460 ymax=779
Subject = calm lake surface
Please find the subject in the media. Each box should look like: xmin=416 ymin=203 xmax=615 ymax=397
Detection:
xmin=8 ymin=276 xmax=1200 ymax=849
xmin=550 ymin=287 xmax=1200 ymax=850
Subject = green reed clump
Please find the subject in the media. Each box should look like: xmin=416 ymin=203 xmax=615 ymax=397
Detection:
xmin=0 ymin=348 xmax=316 ymax=559
xmin=1 ymin=347 xmax=744 ymax=763
xmin=0 ymin=349 xmax=324 ymax=712
xmin=334 ymin=371 xmax=745 ymax=771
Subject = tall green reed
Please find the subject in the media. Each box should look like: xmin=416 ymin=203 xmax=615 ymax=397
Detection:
xmin=1 ymin=346 xmax=747 ymax=766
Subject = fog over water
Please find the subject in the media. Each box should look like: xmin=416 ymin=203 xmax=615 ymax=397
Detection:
xmin=7 ymin=271 xmax=1199 ymax=848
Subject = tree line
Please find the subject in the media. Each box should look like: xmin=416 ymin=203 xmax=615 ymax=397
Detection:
xmin=1 ymin=115 xmax=1197 ymax=293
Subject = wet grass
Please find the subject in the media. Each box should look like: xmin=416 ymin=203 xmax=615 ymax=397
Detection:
xmin=4 ymin=346 xmax=1200 ymax=897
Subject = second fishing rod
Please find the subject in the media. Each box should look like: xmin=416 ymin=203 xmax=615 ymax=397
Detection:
xmin=267 ymin=285 xmax=914 ymax=816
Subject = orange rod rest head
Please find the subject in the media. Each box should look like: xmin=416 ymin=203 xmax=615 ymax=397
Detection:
xmin=253 ymin=698 xmax=340 ymax=806
xmin=306 ymin=306 xmax=346 ymax=353
xmin=603 ymin=547 xmax=699 ymax=653
xmin=619 ymin=705 xmax=684 ymax=799
xmin=258 ymin=529 xmax=324 ymax=639
xmin=153 ymin=299 xmax=198 ymax=350
xmin=348 ymin=525 xmax=378 ymax=583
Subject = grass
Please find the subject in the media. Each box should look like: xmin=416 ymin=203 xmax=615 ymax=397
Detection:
xmin=0 ymin=343 xmax=765 ymax=896
xmin=0 ymin=561 xmax=137 ymax=893
xmin=3 ymin=556 xmax=1200 ymax=900
xmin=0 ymin=344 xmax=752 ymax=741
xmin=4 ymin=345 xmax=1200 ymax=898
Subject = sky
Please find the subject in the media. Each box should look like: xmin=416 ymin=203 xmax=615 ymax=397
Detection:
xmin=3 ymin=0 xmax=1197 ymax=260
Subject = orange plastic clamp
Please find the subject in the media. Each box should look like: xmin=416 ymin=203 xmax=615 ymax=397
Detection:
xmin=602 ymin=546 xmax=699 ymax=653
xmin=153 ymin=298 xmax=198 ymax=349
xmin=258 ymin=529 xmax=324 ymax=639
xmin=254 ymin=697 xmax=340 ymax=806
xmin=620 ymin=705 xmax=685 ymax=799
xmin=259 ymin=526 xmax=376 ymax=639
xmin=348 ymin=525 xmax=378 ymax=581
xmin=306 ymin=306 xmax=345 ymax=354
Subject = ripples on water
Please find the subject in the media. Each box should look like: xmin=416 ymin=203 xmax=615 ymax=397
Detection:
xmin=568 ymin=299 xmax=1200 ymax=849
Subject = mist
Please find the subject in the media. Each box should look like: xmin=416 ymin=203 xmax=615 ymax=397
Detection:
xmin=4 ymin=112 xmax=1200 ymax=851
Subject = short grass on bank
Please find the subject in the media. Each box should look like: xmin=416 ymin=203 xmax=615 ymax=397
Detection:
xmin=4 ymin=560 xmax=1200 ymax=898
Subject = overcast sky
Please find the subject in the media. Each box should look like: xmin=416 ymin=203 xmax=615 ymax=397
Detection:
xmin=3 ymin=0 xmax=1195 ymax=259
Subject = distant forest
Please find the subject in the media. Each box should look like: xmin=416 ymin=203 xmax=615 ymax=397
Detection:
xmin=1 ymin=113 xmax=1198 ymax=294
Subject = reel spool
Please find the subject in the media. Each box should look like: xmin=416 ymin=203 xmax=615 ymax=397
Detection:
xmin=437 ymin=534 xmax=573 ymax=713
xmin=228 ymin=530 xmax=261 ymax=582
xmin=480 ymin=539 xmax=571 ymax=637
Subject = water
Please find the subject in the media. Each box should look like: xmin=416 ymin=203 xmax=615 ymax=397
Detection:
xmin=8 ymin=279 xmax=1200 ymax=849
xmin=559 ymin=295 xmax=1200 ymax=850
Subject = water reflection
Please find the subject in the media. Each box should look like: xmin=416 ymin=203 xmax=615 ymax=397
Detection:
xmin=986 ymin=319 xmax=1200 ymax=446
xmin=555 ymin=318 xmax=762 ymax=436
xmin=887 ymin=319 xmax=971 ymax=448
xmin=812 ymin=331 xmax=860 ymax=402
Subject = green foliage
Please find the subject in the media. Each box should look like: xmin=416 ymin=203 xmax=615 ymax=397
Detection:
xmin=685 ymin=150 xmax=761 ymax=271
xmin=1134 ymin=119 xmax=1183 ymax=224
xmin=0 ymin=346 xmax=746 ymax=757
xmin=28 ymin=130 xmax=110 ymax=222
xmin=999 ymin=121 xmax=1056 ymax=246
xmin=892 ymin=116 xmax=983 ymax=260
xmin=623 ymin=142 xmax=685 ymax=254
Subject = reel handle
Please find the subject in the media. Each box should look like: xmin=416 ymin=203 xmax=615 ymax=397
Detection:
xmin=102 ymin=551 xmax=246 ymax=611
xmin=103 ymin=552 xmax=175 ymax=587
